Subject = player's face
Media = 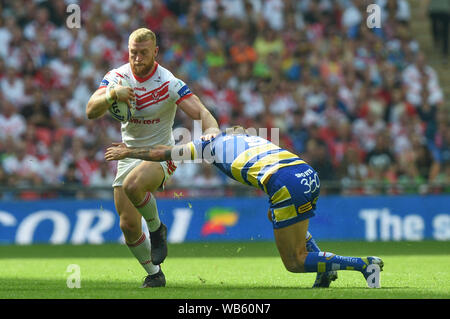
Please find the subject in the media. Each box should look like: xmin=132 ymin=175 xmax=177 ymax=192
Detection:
xmin=129 ymin=40 xmax=158 ymax=77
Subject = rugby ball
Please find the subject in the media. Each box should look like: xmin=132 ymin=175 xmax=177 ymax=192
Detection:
xmin=108 ymin=79 xmax=136 ymax=122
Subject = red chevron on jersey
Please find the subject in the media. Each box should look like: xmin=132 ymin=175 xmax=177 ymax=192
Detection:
xmin=135 ymin=81 xmax=170 ymax=110
xmin=135 ymin=81 xmax=170 ymax=99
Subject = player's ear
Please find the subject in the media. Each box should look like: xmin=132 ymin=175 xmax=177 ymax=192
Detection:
xmin=154 ymin=46 xmax=159 ymax=57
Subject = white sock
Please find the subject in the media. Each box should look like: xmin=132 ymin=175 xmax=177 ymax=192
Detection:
xmin=135 ymin=192 xmax=161 ymax=232
xmin=126 ymin=232 xmax=160 ymax=275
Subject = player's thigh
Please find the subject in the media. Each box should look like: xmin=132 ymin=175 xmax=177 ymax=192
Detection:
xmin=273 ymin=219 xmax=309 ymax=270
xmin=114 ymin=186 xmax=142 ymax=233
xmin=123 ymin=161 xmax=165 ymax=194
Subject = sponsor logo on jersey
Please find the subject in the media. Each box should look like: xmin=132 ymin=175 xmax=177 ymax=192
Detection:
xmin=129 ymin=118 xmax=160 ymax=124
xmin=177 ymin=84 xmax=191 ymax=98
xmin=99 ymin=79 xmax=109 ymax=87
xmin=134 ymin=87 xmax=146 ymax=91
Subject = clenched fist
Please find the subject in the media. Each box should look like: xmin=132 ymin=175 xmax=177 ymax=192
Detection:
xmin=105 ymin=142 xmax=130 ymax=161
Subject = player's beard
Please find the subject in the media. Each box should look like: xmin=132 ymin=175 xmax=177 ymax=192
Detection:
xmin=131 ymin=58 xmax=155 ymax=78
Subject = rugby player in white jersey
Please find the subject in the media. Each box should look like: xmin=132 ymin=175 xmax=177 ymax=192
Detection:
xmin=86 ymin=28 xmax=219 ymax=288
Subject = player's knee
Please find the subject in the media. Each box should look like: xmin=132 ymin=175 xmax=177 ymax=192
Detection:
xmin=123 ymin=178 xmax=141 ymax=200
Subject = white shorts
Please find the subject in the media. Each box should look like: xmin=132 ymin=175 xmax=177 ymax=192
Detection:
xmin=112 ymin=157 xmax=178 ymax=189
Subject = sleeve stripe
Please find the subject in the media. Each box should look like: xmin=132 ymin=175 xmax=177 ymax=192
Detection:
xmin=176 ymin=93 xmax=194 ymax=105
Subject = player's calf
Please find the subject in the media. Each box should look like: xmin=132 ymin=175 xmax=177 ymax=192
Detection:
xmin=130 ymin=191 xmax=167 ymax=264
xmin=280 ymin=249 xmax=309 ymax=273
xmin=119 ymin=217 xmax=143 ymax=243
xmin=306 ymin=231 xmax=338 ymax=288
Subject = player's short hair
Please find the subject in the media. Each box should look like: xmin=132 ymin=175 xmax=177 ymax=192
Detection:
xmin=129 ymin=28 xmax=156 ymax=45
xmin=227 ymin=125 xmax=248 ymax=135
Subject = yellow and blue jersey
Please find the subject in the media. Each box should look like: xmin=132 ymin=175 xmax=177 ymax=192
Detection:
xmin=187 ymin=132 xmax=320 ymax=228
xmin=187 ymin=133 xmax=305 ymax=193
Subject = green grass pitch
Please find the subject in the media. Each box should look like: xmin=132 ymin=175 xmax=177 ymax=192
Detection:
xmin=0 ymin=241 xmax=449 ymax=299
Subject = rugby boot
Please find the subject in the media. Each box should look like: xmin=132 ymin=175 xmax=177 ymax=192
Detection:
xmin=361 ymin=256 xmax=384 ymax=278
xmin=150 ymin=223 xmax=168 ymax=265
xmin=361 ymin=256 xmax=384 ymax=285
xmin=141 ymin=268 xmax=166 ymax=288
xmin=312 ymin=270 xmax=338 ymax=288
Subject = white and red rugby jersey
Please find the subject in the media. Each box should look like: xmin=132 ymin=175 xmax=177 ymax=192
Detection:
xmin=99 ymin=62 xmax=193 ymax=147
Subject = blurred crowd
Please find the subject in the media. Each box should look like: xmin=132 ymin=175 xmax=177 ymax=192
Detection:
xmin=0 ymin=0 xmax=449 ymax=200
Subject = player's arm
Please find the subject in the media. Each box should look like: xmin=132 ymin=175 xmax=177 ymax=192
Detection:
xmin=177 ymin=94 xmax=220 ymax=137
xmin=85 ymin=87 xmax=111 ymax=120
xmin=104 ymin=143 xmax=192 ymax=162
xmin=86 ymin=81 xmax=135 ymax=120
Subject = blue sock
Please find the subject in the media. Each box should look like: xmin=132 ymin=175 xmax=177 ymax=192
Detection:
xmin=305 ymin=231 xmax=320 ymax=252
xmin=304 ymin=252 xmax=369 ymax=273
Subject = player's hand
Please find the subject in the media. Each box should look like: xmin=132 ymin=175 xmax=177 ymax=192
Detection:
xmin=201 ymin=133 xmax=217 ymax=141
xmin=105 ymin=142 xmax=129 ymax=161
xmin=114 ymin=79 xmax=136 ymax=109
xmin=200 ymin=128 xmax=221 ymax=141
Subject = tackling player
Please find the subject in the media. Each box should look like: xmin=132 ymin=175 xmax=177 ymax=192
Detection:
xmin=86 ymin=28 xmax=219 ymax=288
xmin=105 ymin=126 xmax=384 ymax=288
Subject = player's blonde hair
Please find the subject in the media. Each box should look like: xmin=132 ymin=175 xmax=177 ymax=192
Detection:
xmin=128 ymin=28 xmax=156 ymax=45
xmin=227 ymin=125 xmax=248 ymax=135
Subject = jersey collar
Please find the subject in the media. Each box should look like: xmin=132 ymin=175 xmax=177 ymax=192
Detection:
xmin=132 ymin=62 xmax=158 ymax=83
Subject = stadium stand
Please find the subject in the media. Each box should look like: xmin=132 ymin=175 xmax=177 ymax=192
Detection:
xmin=0 ymin=0 xmax=449 ymax=199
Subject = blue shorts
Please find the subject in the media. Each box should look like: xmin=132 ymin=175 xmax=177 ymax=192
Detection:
xmin=265 ymin=163 xmax=320 ymax=229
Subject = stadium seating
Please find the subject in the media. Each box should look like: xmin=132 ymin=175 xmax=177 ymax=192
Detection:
xmin=0 ymin=0 xmax=449 ymax=199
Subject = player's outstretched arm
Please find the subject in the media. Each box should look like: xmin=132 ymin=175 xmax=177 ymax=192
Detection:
xmin=105 ymin=143 xmax=191 ymax=162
